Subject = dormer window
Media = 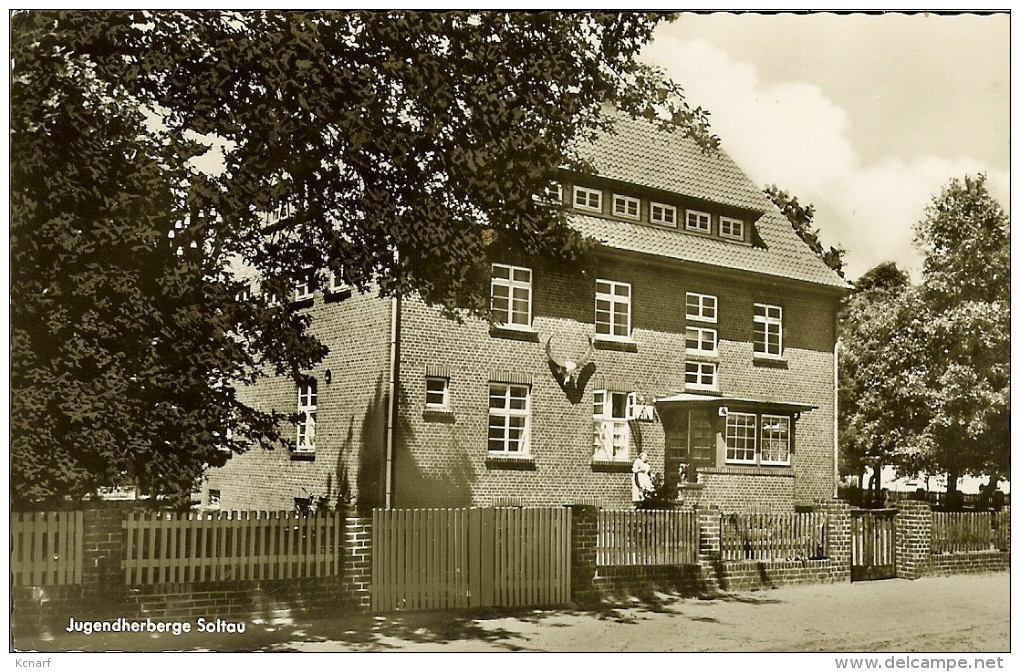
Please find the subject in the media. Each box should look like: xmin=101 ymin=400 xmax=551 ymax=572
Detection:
xmin=612 ymin=194 xmax=640 ymax=220
xmin=573 ymin=186 xmax=603 ymax=213
xmin=534 ymin=182 xmax=563 ymax=205
xmin=720 ymin=217 xmax=744 ymax=241
xmin=650 ymin=202 xmax=677 ymax=227
xmin=686 ymin=210 xmax=712 ymax=234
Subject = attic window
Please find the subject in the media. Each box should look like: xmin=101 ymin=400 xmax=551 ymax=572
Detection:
xmin=573 ymin=186 xmax=602 ymax=213
xmin=612 ymin=194 xmax=640 ymax=220
xmin=720 ymin=217 xmax=744 ymax=241
xmin=534 ymin=182 xmax=563 ymax=205
xmin=686 ymin=210 xmax=712 ymax=234
xmin=650 ymin=202 xmax=677 ymax=227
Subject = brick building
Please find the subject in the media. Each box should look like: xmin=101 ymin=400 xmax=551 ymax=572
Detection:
xmin=202 ymin=114 xmax=849 ymax=513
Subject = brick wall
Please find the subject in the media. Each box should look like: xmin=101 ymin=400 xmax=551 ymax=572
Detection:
xmin=394 ymin=256 xmax=839 ymax=510
xmin=202 ymin=287 xmax=393 ymax=511
xmin=893 ymin=501 xmax=1010 ymax=580
xmin=927 ymin=551 xmax=1010 ymax=576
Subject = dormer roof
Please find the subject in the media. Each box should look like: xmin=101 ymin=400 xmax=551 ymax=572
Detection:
xmin=568 ymin=112 xmax=849 ymax=290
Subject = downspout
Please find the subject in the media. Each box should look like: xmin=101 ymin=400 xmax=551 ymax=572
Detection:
xmin=385 ymin=293 xmax=401 ymax=509
xmin=833 ymin=333 xmax=841 ymax=499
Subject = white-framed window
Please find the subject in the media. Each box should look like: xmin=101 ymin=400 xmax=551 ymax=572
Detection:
xmin=236 ymin=284 xmax=252 ymax=302
xmin=425 ymin=376 xmax=449 ymax=410
xmin=719 ymin=217 xmax=745 ymax=241
xmin=595 ymin=279 xmax=632 ymax=339
xmin=686 ymin=292 xmax=718 ymax=323
xmin=293 ymin=277 xmax=313 ymax=302
xmin=612 ymin=194 xmax=640 ymax=220
xmin=593 ymin=390 xmax=635 ymax=462
xmin=534 ymin=182 xmax=563 ymax=205
xmin=649 ymin=202 xmax=677 ymax=227
xmin=327 ymin=267 xmax=348 ymax=293
xmin=491 ymin=263 xmax=532 ymax=328
xmin=488 ymin=383 xmax=530 ymax=455
xmin=573 ymin=186 xmax=603 ymax=213
xmin=685 ymin=361 xmax=717 ymax=391
xmin=208 ymin=489 xmax=221 ymax=508
xmin=296 ymin=378 xmax=317 ymax=453
xmin=725 ymin=412 xmax=757 ymax=464
xmin=753 ymin=303 xmax=783 ymax=357
xmin=685 ymin=326 xmax=718 ymax=356
xmin=760 ymin=414 xmax=791 ymax=465
xmin=686 ymin=210 xmax=712 ymax=233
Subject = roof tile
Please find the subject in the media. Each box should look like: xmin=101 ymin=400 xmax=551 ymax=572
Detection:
xmin=571 ymin=113 xmax=848 ymax=290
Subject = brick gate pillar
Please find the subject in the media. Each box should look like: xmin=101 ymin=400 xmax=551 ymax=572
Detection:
xmin=567 ymin=505 xmax=599 ymax=606
xmin=695 ymin=506 xmax=723 ymax=591
xmin=81 ymin=505 xmax=127 ymax=607
xmin=894 ymin=500 xmax=932 ymax=580
xmin=819 ymin=498 xmax=852 ymax=583
xmin=341 ymin=506 xmax=373 ymax=611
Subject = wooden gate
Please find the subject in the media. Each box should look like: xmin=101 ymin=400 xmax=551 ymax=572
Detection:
xmin=850 ymin=508 xmax=897 ymax=581
xmin=371 ymin=507 xmax=571 ymax=612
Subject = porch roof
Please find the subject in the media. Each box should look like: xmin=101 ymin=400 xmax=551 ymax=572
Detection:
xmin=653 ymin=393 xmax=818 ymax=416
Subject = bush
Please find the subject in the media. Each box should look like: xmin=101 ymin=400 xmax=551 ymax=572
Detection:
xmin=635 ymin=472 xmax=680 ymax=510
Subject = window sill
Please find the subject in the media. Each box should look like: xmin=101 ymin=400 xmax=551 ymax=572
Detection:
xmin=485 ymin=454 xmax=536 ymax=471
xmin=594 ymin=337 xmax=637 ymax=353
xmin=290 ymin=296 xmax=314 ymax=309
xmin=291 ymin=450 xmax=316 ymax=462
xmin=685 ymin=351 xmax=719 ymax=361
xmin=324 ymin=287 xmax=353 ymax=303
xmin=490 ymin=324 xmax=540 ymax=342
xmin=701 ymin=465 xmax=793 ymax=478
xmin=590 ymin=459 xmax=633 ymax=473
xmin=753 ymin=354 xmax=788 ymax=368
xmin=423 ymin=408 xmax=455 ymax=423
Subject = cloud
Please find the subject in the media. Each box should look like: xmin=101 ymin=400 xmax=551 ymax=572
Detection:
xmin=641 ymin=35 xmax=1010 ymax=281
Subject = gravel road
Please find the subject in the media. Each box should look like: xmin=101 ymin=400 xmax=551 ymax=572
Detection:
xmin=14 ymin=572 xmax=1009 ymax=653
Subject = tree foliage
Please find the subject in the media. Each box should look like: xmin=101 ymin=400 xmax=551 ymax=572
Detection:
xmin=838 ymin=176 xmax=1009 ymax=492
xmin=12 ymin=10 xmax=715 ymax=507
xmin=764 ymin=184 xmax=846 ymax=277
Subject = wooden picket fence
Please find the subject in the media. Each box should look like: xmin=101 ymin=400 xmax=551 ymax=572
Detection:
xmin=931 ymin=509 xmax=1010 ymax=554
xmin=11 ymin=511 xmax=84 ymax=586
xmin=372 ymin=507 xmax=571 ymax=612
xmin=596 ymin=509 xmax=699 ymax=566
xmin=123 ymin=509 xmax=343 ymax=585
xmin=720 ymin=511 xmax=827 ymax=561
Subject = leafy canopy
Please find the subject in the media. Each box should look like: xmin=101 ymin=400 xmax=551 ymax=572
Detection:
xmin=764 ymin=184 xmax=846 ymax=278
xmin=838 ymin=175 xmax=1009 ymax=489
xmin=11 ymin=10 xmax=715 ymax=507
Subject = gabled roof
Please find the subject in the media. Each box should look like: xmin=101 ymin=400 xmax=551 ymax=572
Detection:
xmin=569 ymin=113 xmax=849 ymax=290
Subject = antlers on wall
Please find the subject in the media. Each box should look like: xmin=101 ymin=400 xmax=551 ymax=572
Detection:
xmin=545 ymin=334 xmax=595 ymax=385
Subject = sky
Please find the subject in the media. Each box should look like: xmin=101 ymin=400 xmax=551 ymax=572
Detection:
xmin=639 ymin=12 xmax=1010 ymax=282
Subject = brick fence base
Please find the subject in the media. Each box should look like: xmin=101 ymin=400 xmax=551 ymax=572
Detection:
xmin=926 ymin=551 xmax=1010 ymax=577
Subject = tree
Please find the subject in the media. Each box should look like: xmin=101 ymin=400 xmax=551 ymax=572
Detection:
xmin=838 ymin=262 xmax=923 ymax=489
xmin=765 ymin=184 xmax=846 ymax=277
xmin=12 ymin=11 xmax=716 ymax=507
xmin=838 ymin=176 xmax=1009 ymax=502
xmin=906 ymin=175 xmax=1010 ymax=496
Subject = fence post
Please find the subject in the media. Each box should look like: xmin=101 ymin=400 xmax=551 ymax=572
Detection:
xmin=567 ymin=504 xmax=599 ymax=606
xmin=894 ymin=500 xmax=931 ymax=580
xmin=341 ymin=506 xmax=373 ymax=610
xmin=81 ymin=505 xmax=127 ymax=605
xmin=819 ymin=499 xmax=852 ymax=583
xmin=695 ymin=506 xmax=723 ymax=591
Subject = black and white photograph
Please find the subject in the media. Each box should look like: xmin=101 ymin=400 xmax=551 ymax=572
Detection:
xmin=9 ymin=9 xmax=1010 ymax=666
